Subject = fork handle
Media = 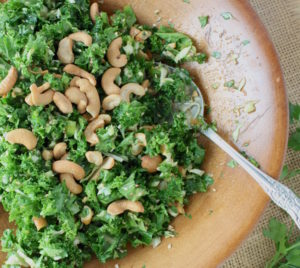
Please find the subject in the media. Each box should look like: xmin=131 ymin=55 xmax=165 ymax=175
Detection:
xmin=202 ymin=128 xmax=300 ymax=230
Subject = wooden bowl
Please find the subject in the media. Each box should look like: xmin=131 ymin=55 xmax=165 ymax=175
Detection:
xmin=0 ymin=0 xmax=288 ymax=267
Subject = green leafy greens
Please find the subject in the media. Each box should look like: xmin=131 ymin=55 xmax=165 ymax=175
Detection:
xmin=0 ymin=1 xmax=210 ymax=267
xmin=288 ymin=102 xmax=300 ymax=151
xmin=263 ymin=218 xmax=300 ymax=268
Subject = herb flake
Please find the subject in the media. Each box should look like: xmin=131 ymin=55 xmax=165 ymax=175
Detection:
xmin=198 ymin=16 xmax=209 ymax=28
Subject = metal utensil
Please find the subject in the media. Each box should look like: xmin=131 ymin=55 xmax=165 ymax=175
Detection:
xmin=161 ymin=63 xmax=300 ymax=229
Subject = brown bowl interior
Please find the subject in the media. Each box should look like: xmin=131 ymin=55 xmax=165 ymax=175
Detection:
xmin=0 ymin=0 xmax=288 ymax=267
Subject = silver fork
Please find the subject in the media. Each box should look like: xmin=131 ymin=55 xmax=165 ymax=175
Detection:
xmin=162 ymin=63 xmax=300 ymax=229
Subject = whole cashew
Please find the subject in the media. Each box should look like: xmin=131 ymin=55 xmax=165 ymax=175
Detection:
xmin=76 ymin=78 xmax=100 ymax=119
xmin=90 ymin=2 xmax=100 ymax=23
xmin=84 ymin=117 xmax=105 ymax=145
xmin=60 ymin=173 xmax=83 ymax=195
xmin=57 ymin=37 xmax=74 ymax=64
xmin=120 ymin=83 xmax=146 ymax=103
xmin=63 ymin=64 xmax=97 ymax=86
xmin=0 ymin=66 xmax=18 ymax=96
xmin=101 ymin=156 xmax=115 ymax=170
xmin=42 ymin=149 xmax=53 ymax=161
xmin=70 ymin=76 xmax=81 ymax=87
xmin=32 ymin=217 xmax=47 ymax=231
xmin=30 ymin=83 xmax=54 ymax=106
xmin=81 ymin=206 xmax=94 ymax=225
xmin=53 ymin=92 xmax=73 ymax=114
xmin=52 ymin=160 xmax=85 ymax=180
xmin=107 ymin=200 xmax=144 ymax=216
xmin=53 ymin=142 xmax=67 ymax=159
xmin=141 ymin=155 xmax=163 ymax=173
xmin=107 ymin=37 xmax=128 ymax=68
xmin=6 ymin=128 xmax=37 ymax=150
xmin=69 ymin=32 xmax=92 ymax=46
xmin=101 ymin=68 xmax=121 ymax=95
xmin=135 ymin=30 xmax=152 ymax=42
xmin=65 ymin=87 xmax=88 ymax=114
xmin=102 ymin=94 xmax=121 ymax=111
xmin=86 ymin=151 xmax=103 ymax=166
xmin=130 ymin=27 xmax=141 ymax=38
xmin=132 ymin=133 xmax=147 ymax=156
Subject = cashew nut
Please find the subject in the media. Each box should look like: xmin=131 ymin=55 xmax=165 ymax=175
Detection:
xmin=76 ymin=78 xmax=100 ymax=119
xmin=90 ymin=2 xmax=100 ymax=23
xmin=138 ymin=50 xmax=150 ymax=60
xmin=70 ymin=76 xmax=81 ymax=87
xmin=57 ymin=37 xmax=74 ymax=64
xmin=86 ymin=151 xmax=103 ymax=166
xmin=140 ymin=125 xmax=156 ymax=130
xmin=102 ymin=94 xmax=122 ymax=111
xmin=130 ymin=27 xmax=141 ymax=38
xmin=42 ymin=149 xmax=53 ymax=161
xmin=69 ymin=32 xmax=92 ymax=46
xmin=61 ymin=153 xmax=69 ymax=160
xmin=65 ymin=87 xmax=88 ymax=114
xmin=53 ymin=142 xmax=67 ymax=160
xmin=30 ymin=83 xmax=54 ymax=106
xmin=63 ymin=64 xmax=97 ymax=86
xmin=141 ymin=155 xmax=163 ymax=173
xmin=84 ymin=117 xmax=105 ymax=145
xmin=32 ymin=217 xmax=47 ymax=231
xmin=6 ymin=128 xmax=37 ymax=150
xmin=53 ymin=92 xmax=73 ymax=114
xmin=0 ymin=66 xmax=18 ymax=96
xmin=81 ymin=206 xmax=94 ymax=225
xmin=175 ymin=202 xmax=185 ymax=214
xmin=132 ymin=133 xmax=147 ymax=156
xmin=101 ymin=68 xmax=121 ymax=95
xmin=178 ymin=166 xmax=187 ymax=177
xmin=52 ymin=160 xmax=85 ymax=180
xmin=60 ymin=173 xmax=83 ymax=195
xmin=25 ymin=94 xmax=34 ymax=106
xmin=98 ymin=114 xmax=112 ymax=124
xmin=135 ymin=30 xmax=152 ymax=42
xmin=142 ymin=79 xmax=150 ymax=89
xmin=107 ymin=37 xmax=128 ymax=68
xmin=101 ymin=157 xmax=115 ymax=170
xmin=120 ymin=83 xmax=146 ymax=103
xmin=28 ymin=68 xmax=49 ymax=75
xmin=107 ymin=200 xmax=144 ymax=216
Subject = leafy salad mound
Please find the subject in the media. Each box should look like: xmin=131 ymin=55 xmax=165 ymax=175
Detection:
xmin=0 ymin=1 xmax=212 ymax=267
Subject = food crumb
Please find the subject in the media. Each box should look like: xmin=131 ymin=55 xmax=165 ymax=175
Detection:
xmin=154 ymin=9 xmax=160 ymax=15
xmin=168 ymin=243 xmax=172 ymax=250
xmin=238 ymin=77 xmax=246 ymax=91
xmin=232 ymin=122 xmax=242 ymax=142
xmin=244 ymin=101 xmax=257 ymax=113
xmin=212 ymin=188 xmax=217 ymax=192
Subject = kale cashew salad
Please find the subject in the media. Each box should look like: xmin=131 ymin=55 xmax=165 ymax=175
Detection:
xmin=0 ymin=1 xmax=213 ymax=267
